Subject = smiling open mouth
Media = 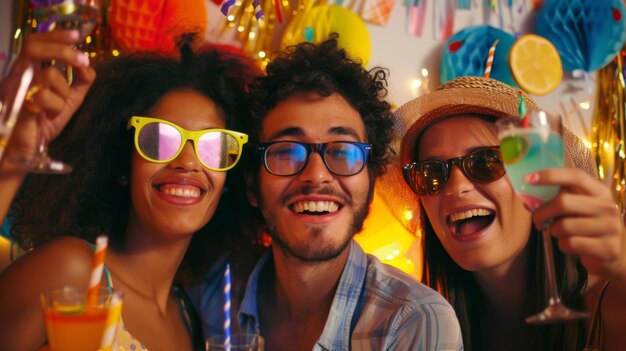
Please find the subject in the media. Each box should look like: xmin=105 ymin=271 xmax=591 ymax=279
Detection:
xmin=448 ymin=209 xmax=495 ymax=237
xmin=290 ymin=200 xmax=341 ymax=215
xmin=156 ymin=184 xmax=204 ymax=198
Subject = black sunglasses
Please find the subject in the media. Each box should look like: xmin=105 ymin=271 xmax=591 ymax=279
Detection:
xmin=402 ymin=146 xmax=506 ymax=196
xmin=257 ymin=141 xmax=372 ymax=176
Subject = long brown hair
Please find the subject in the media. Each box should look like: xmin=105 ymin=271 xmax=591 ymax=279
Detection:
xmin=420 ymin=204 xmax=588 ymax=350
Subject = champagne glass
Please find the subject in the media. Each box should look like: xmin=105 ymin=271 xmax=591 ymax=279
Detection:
xmin=0 ymin=64 xmax=34 ymax=165
xmin=11 ymin=0 xmax=99 ymax=174
xmin=497 ymin=110 xmax=588 ymax=324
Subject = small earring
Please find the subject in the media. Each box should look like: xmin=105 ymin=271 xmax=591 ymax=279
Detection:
xmin=117 ymin=175 xmax=128 ymax=186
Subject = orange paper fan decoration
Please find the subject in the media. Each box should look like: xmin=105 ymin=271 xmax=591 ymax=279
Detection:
xmin=110 ymin=0 xmax=208 ymax=55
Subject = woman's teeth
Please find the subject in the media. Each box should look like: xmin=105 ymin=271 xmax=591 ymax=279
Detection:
xmin=162 ymin=186 xmax=200 ymax=198
xmin=449 ymin=208 xmax=492 ymax=223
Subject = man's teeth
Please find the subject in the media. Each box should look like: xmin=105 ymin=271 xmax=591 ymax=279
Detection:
xmin=163 ymin=187 xmax=200 ymax=198
xmin=293 ymin=201 xmax=339 ymax=214
xmin=449 ymin=209 xmax=492 ymax=222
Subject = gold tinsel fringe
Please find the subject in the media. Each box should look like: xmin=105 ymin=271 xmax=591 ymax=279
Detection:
xmin=593 ymin=47 xmax=626 ymax=217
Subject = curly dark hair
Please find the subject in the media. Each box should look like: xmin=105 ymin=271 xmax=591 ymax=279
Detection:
xmin=10 ymin=42 xmax=260 ymax=282
xmin=246 ymin=34 xmax=394 ymax=177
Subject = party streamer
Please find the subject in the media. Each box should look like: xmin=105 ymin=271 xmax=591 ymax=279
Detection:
xmin=434 ymin=0 xmax=455 ymax=40
xmin=274 ymin=0 xmax=283 ymax=23
xmin=406 ymin=0 xmax=426 ymax=36
xmin=253 ymin=0 xmax=264 ymax=20
xmin=593 ymin=47 xmax=626 ymax=214
xmin=458 ymin=0 xmax=471 ymax=9
xmin=221 ymin=0 xmax=237 ymax=16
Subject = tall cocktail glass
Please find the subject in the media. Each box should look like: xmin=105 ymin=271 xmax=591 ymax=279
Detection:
xmin=497 ymin=110 xmax=588 ymax=324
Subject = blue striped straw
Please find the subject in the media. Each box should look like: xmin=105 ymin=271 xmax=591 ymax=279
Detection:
xmin=224 ymin=263 xmax=232 ymax=351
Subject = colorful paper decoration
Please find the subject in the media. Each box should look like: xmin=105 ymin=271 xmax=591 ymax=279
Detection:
xmin=535 ymin=0 xmax=626 ymax=72
xmin=281 ymin=5 xmax=371 ymax=66
xmin=405 ymin=0 xmax=426 ymax=36
xmin=440 ymin=25 xmax=518 ymax=87
xmin=360 ymin=0 xmax=397 ymax=25
xmin=109 ymin=0 xmax=207 ymax=55
xmin=434 ymin=0 xmax=455 ymax=40
xmin=509 ymin=34 xmax=563 ymax=96
xmin=592 ymin=46 xmax=626 ymax=213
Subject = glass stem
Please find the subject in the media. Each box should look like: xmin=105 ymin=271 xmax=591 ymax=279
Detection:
xmin=34 ymin=113 xmax=48 ymax=162
xmin=541 ymin=220 xmax=561 ymax=306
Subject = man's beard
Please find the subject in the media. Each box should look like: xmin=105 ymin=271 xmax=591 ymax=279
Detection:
xmin=257 ymin=182 xmax=374 ymax=263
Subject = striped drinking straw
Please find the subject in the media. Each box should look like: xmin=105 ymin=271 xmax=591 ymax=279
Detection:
xmin=99 ymin=291 xmax=123 ymax=351
xmin=224 ymin=263 xmax=232 ymax=351
xmin=87 ymin=235 xmax=108 ymax=306
xmin=483 ymin=39 xmax=500 ymax=78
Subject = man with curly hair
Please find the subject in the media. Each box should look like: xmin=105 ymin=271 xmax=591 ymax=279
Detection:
xmin=190 ymin=35 xmax=463 ymax=350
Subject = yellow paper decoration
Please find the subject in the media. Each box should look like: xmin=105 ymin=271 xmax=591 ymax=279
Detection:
xmin=280 ymin=4 xmax=371 ymax=66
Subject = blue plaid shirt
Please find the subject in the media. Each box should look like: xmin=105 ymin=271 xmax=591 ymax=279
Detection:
xmin=188 ymin=240 xmax=463 ymax=350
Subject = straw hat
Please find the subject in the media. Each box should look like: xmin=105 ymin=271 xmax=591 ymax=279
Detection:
xmin=378 ymin=76 xmax=598 ymax=234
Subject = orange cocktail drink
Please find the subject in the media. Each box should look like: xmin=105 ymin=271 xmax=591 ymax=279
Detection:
xmin=43 ymin=305 xmax=108 ymax=350
xmin=41 ymin=286 xmax=121 ymax=351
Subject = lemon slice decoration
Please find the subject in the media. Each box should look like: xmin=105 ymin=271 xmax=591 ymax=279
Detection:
xmin=509 ymin=34 xmax=563 ymax=96
xmin=54 ymin=303 xmax=85 ymax=315
xmin=500 ymin=135 xmax=529 ymax=164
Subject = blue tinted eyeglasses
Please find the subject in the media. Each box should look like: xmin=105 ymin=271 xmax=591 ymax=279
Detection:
xmin=257 ymin=141 xmax=372 ymax=176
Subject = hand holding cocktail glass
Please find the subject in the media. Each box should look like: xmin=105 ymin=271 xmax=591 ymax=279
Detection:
xmin=7 ymin=0 xmax=98 ymax=174
xmin=497 ymin=107 xmax=588 ymax=323
xmin=0 ymin=30 xmax=95 ymax=171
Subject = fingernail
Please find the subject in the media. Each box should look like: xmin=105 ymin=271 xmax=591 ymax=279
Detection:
xmin=525 ymin=172 xmax=539 ymax=184
xmin=76 ymin=52 xmax=90 ymax=67
xmin=69 ymin=30 xmax=80 ymax=40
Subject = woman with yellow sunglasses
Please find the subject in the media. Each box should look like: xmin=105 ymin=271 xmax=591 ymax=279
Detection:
xmin=0 ymin=36 xmax=260 ymax=351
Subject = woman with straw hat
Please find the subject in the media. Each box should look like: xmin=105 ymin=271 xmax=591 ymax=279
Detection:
xmin=389 ymin=76 xmax=626 ymax=350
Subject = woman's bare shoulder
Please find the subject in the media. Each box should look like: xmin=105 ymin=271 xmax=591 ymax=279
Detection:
xmin=0 ymin=236 xmax=94 ymax=293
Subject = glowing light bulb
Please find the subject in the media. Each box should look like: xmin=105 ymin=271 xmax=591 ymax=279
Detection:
xmin=579 ymin=101 xmax=591 ymax=110
xmin=403 ymin=211 xmax=413 ymax=221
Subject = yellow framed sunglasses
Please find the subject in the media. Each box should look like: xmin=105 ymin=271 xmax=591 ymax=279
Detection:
xmin=127 ymin=116 xmax=248 ymax=171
